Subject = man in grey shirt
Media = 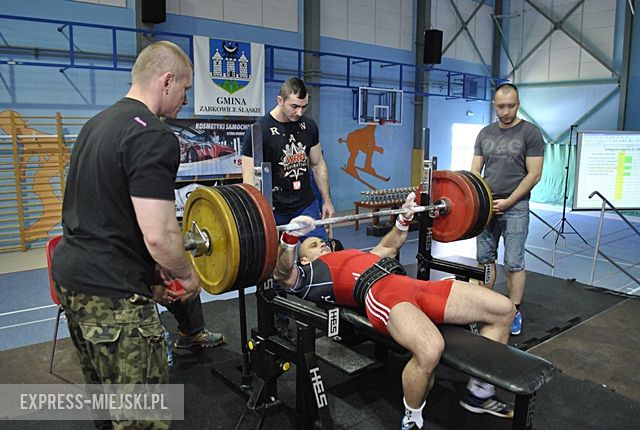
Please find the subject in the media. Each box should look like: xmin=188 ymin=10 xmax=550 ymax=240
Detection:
xmin=470 ymin=83 xmax=544 ymax=342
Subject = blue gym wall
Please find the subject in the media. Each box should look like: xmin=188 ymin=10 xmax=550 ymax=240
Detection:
xmin=1 ymin=0 xmax=420 ymax=212
xmin=2 ymin=0 xmax=638 ymax=212
xmin=427 ymin=57 xmax=493 ymax=170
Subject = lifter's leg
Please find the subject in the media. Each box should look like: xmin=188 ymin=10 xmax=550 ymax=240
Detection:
xmin=387 ymin=302 xmax=444 ymax=429
xmin=442 ymin=280 xmax=514 ymax=343
xmin=443 ymin=280 xmax=515 ymax=418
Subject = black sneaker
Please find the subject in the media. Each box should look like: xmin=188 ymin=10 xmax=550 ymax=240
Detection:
xmin=174 ymin=329 xmax=224 ymax=349
xmin=401 ymin=421 xmax=419 ymax=429
xmin=459 ymin=391 xmax=514 ymax=418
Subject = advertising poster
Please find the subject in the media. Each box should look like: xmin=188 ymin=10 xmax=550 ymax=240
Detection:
xmin=166 ymin=118 xmax=252 ymax=178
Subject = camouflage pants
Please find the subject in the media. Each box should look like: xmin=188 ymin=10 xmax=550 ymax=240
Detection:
xmin=55 ymin=284 xmax=170 ymax=430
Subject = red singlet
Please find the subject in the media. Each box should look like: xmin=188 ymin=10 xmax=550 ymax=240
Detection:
xmin=317 ymin=250 xmax=454 ymax=335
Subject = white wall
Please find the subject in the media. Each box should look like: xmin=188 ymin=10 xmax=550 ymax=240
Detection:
xmin=320 ymin=0 xmax=414 ymax=50
xmin=166 ymin=0 xmax=299 ymax=32
xmin=432 ymin=0 xmax=495 ymax=66
xmin=508 ymin=0 xmax=616 ymax=82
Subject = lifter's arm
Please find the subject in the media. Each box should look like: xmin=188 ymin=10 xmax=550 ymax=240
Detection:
xmin=370 ymin=192 xmax=416 ymax=259
xmin=273 ymin=216 xmax=316 ymax=289
xmin=273 ymin=242 xmax=299 ymax=290
xmin=370 ymin=225 xmax=409 ymax=259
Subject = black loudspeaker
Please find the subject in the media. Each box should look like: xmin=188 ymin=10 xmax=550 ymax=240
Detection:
xmin=141 ymin=0 xmax=166 ymax=24
xmin=423 ymin=29 xmax=443 ymax=64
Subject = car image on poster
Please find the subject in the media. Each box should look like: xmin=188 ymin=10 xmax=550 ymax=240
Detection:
xmin=166 ymin=118 xmax=253 ymax=178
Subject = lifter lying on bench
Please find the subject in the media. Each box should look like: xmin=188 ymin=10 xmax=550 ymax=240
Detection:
xmin=274 ymin=193 xmax=517 ymax=429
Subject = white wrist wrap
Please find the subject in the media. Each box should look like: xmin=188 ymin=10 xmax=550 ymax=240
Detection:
xmin=396 ymin=213 xmax=412 ymax=231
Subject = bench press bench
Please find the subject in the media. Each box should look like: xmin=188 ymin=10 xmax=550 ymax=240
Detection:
xmin=253 ymin=291 xmax=556 ymax=430
xmin=337 ymin=307 xmax=556 ymax=430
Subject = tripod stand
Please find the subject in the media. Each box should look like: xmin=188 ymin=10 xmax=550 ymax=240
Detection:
xmin=543 ymin=125 xmax=588 ymax=244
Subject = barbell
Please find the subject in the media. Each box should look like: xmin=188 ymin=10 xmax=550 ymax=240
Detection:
xmin=278 ymin=202 xmax=448 ymax=232
xmin=182 ymin=171 xmax=493 ymax=295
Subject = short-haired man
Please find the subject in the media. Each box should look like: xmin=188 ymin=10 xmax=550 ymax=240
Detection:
xmin=52 ymin=41 xmax=202 ymax=428
xmin=241 ymin=77 xmax=334 ymax=241
xmin=471 ymin=83 xmax=545 ymax=336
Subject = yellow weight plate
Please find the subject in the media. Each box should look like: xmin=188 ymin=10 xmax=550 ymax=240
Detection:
xmin=182 ymin=187 xmax=240 ymax=294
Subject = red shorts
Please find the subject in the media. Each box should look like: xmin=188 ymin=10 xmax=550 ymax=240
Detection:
xmin=364 ymin=276 xmax=453 ymax=335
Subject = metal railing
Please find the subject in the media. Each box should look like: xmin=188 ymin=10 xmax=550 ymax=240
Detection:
xmin=588 ymin=191 xmax=640 ymax=286
xmin=1 ymin=14 xmax=500 ymax=101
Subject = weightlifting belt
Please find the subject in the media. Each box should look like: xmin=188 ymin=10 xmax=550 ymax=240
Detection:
xmin=353 ymin=257 xmax=406 ymax=306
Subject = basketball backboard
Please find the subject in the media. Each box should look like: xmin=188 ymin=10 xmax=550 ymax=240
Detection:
xmin=356 ymin=86 xmax=403 ymax=125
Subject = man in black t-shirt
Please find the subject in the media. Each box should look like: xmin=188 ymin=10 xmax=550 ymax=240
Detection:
xmin=241 ymin=77 xmax=334 ymax=241
xmin=51 ymin=42 xmax=213 ymax=426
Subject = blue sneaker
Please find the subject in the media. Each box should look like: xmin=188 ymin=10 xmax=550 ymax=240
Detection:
xmin=511 ymin=310 xmax=522 ymax=336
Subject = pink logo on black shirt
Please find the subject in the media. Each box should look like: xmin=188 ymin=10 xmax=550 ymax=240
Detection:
xmin=133 ymin=117 xmax=147 ymax=127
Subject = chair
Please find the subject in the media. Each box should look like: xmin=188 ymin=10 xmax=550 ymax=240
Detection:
xmin=46 ymin=235 xmax=63 ymax=373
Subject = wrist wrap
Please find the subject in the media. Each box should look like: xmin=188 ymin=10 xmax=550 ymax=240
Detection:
xmin=396 ymin=213 xmax=412 ymax=231
xmin=280 ymin=232 xmax=299 ymax=248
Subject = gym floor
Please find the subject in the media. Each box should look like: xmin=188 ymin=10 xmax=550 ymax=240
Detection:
xmin=0 ymin=203 xmax=639 ymax=428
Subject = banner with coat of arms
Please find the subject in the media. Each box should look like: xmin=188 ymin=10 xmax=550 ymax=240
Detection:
xmin=193 ymin=35 xmax=265 ymax=117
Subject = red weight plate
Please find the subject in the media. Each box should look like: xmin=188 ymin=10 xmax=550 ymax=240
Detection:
xmin=432 ymin=170 xmax=479 ymax=242
xmin=236 ymin=183 xmax=278 ymax=283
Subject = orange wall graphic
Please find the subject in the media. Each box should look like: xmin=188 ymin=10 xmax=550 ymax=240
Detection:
xmin=0 ymin=110 xmax=70 ymax=243
xmin=338 ymin=124 xmax=389 ymax=190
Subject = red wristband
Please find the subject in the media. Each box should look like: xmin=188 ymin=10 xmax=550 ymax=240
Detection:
xmin=280 ymin=232 xmax=299 ymax=247
xmin=397 ymin=214 xmax=412 ymax=226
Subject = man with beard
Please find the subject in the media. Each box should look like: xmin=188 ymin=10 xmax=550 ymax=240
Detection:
xmin=471 ymin=83 xmax=545 ymax=338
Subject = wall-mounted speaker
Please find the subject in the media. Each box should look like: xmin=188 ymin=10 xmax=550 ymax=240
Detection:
xmin=423 ymin=29 xmax=443 ymax=64
xmin=141 ymin=0 xmax=166 ymax=24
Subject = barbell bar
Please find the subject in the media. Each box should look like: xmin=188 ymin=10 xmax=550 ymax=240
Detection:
xmin=184 ymin=201 xmax=448 ymax=253
xmin=276 ymin=201 xmax=449 ymax=232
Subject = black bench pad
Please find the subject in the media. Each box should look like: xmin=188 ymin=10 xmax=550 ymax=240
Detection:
xmin=339 ymin=307 xmax=556 ymax=396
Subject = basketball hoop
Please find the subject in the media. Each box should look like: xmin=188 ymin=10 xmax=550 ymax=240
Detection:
xmin=357 ymin=87 xmax=403 ymax=126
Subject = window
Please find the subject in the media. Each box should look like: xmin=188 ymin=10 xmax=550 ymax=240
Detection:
xmin=451 ymin=123 xmax=483 ymax=171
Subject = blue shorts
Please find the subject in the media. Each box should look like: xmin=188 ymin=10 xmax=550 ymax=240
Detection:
xmin=274 ymin=200 xmax=328 ymax=242
xmin=476 ymin=199 xmax=529 ymax=272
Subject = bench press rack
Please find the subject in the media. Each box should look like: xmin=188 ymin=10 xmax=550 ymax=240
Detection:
xmin=212 ymin=156 xmax=555 ymax=430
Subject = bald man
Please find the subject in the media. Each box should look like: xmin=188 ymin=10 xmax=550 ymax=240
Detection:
xmin=274 ymin=195 xmax=516 ymax=429
xmin=471 ymin=83 xmax=545 ymax=337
